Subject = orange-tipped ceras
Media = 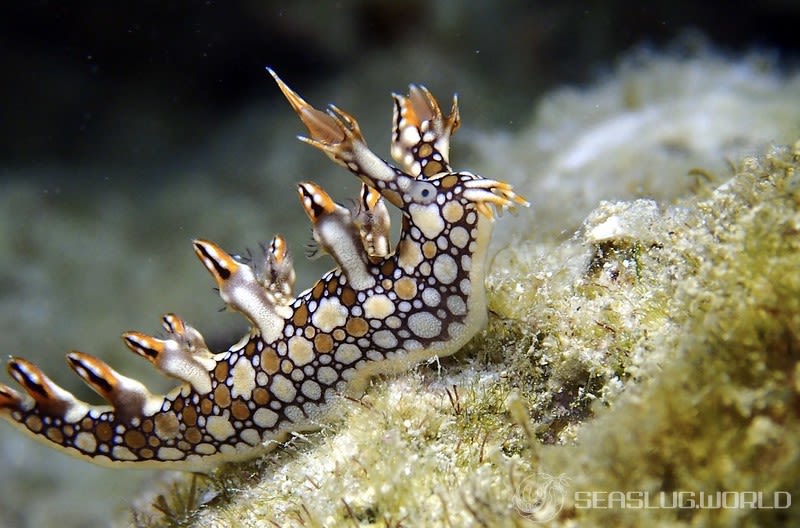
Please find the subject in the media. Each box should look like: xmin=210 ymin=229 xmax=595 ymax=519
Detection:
xmin=0 ymin=70 xmax=528 ymax=470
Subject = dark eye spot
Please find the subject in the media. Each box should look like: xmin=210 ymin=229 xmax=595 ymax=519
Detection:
xmin=421 ymin=189 xmax=430 ymax=197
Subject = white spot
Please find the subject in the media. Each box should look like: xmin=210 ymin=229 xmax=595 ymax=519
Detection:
xmin=461 ymin=254 xmax=472 ymax=271
xmin=303 ymin=402 xmax=320 ymax=416
xmin=408 ymin=312 xmax=442 ymax=339
xmin=447 ymin=295 xmax=467 ymax=315
xmin=240 ymin=428 xmax=261 ymax=446
xmin=404 ymin=340 xmax=422 ymax=350
xmin=334 ymin=343 xmax=362 ymax=365
xmin=112 ymin=446 xmax=137 ymax=461
xmin=157 ymin=447 xmax=185 ymax=461
xmin=270 ymin=374 xmax=297 ymax=403
xmin=363 ymin=294 xmax=395 ymax=319
xmin=301 ymin=380 xmax=322 ymax=400
xmin=400 ymin=125 xmax=421 ymax=146
xmin=421 ymin=288 xmax=441 ymax=307
xmin=448 ymin=322 xmax=467 ymax=339
xmin=409 ymin=203 xmax=445 ymax=238
xmin=230 ymin=357 xmax=256 ymax=400
xmin=195 ymin=443 xmax=216 ymax=455
xmin=206 ymin=416 xmax=235 ymax=441
xmin=460 ymin=278 xmax=471 ymax=295
xmin=318 ymin=366 xmax=338 ymax=385
xmin=433 ymin=254 xmax=458 ymax=284
xmin=63 ymin=404 xmax=90 ymax=424
xmin=253 ymin=408 xmax=278 ymax=429
xmin=285 ymin=406 xmax=303 ymax=422
xmin=373 ymin=330 xmax=398 ymax=349
xmin=312 ymin=298 xmax=348 ymax=332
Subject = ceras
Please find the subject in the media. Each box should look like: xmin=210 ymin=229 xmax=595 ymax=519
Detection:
xmin=0 ymin=71 xmax=527 ymax=470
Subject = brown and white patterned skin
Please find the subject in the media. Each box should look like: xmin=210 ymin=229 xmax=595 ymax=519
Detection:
xmin=0 ymin=72 xmax=527 ymax=471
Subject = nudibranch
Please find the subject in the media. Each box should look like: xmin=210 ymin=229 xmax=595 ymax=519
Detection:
xmin=0 ymin=71 xmax=527 ymax=470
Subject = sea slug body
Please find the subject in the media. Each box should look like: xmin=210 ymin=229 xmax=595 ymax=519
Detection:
xmin=0 ymin=71 xmax=527 ymax=470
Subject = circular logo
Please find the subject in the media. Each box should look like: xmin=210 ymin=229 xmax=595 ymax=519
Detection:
xmin=513 ymin=472 xmax=570 ymax=522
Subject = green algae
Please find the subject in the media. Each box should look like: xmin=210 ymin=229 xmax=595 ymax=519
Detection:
xmin=534 ymin=142 xmax=800 ymax=527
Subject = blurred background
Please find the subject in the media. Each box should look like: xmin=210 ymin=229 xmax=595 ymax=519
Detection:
xmin=2 ymin=1 xmax=799 ymax=167
xmin=0 ymin=1 xmax=798 ymax=526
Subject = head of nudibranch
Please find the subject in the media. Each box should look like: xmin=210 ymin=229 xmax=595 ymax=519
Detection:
xmin=267 ymin=69 xmax=528 ymax=239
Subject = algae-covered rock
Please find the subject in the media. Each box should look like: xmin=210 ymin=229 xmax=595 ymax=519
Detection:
xmin=508 ymin=142 xmax=800 ymax=527
xmin=126 ymin=53 xmax=800 ymax=526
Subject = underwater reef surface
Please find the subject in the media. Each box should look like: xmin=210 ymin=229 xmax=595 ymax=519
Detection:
xmin=0 ymin=47 xmax=798 ymax=527
xmin=120 ymin=52 xmax=799 ymax=527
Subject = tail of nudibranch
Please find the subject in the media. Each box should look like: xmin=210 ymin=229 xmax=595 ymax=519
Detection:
xmin=1 ymin=71 xmax=527 ymax=470
xmin=0 ymin=234 xmax=305 ymax=470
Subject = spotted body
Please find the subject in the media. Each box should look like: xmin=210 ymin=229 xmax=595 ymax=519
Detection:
xmin=0 ymin=72 xmax=527 ymax=470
